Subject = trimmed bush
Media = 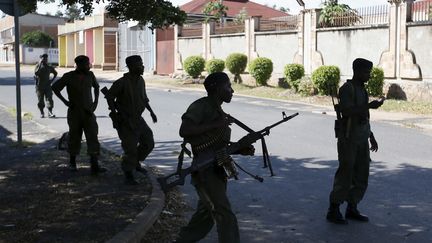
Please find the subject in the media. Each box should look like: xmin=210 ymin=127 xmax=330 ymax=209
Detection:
xmin=248 ymin=57 xmax=273 ymax=86
xmin=366 ymin=67 xmax=384 ymax=97
xmin=206 ymin=59 xmax=225 ymax=74
xmin=226 ymin=53 xmax=247 ymax=83
xmin=283 ymin=64 xmax=305 ymax=91
xmin=298 ymin=77 xmax=317 ymax=96
xmin=311 ymin=65 xmax=340 ymax=95
xmin=183 ymin=56 xmax=205 ymax=78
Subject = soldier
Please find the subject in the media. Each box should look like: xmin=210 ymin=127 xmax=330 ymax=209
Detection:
xmin=174 ymin=72 xmax=254 ymax=243
xmin=34 ymin=53 xmax=57 ymax=118
xmin=326 ymin=58 xmax=385 ymax=224
xmin=52 ymin=55 xmax=106 ymax=175
xmin=105 ymin=55 xmax=157 ymax=185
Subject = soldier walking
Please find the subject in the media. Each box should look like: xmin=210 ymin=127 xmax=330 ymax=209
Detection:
xmin=52 ymin=55 xmax=106 ymax=175
xmin=327 ymin=58 xmax=385 ymax=224
xmin=104 ymin=55 xmax=157 ymax=185
xmin=174 ymin=72 xmax=254 ymax=243
xmin=34 ymin=53 xmax=57 ymax=118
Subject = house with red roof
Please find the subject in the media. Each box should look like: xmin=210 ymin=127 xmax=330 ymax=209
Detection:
xmin=181 ymin=0 xmax=289 ymax=19
xmin=156 ymin=0 xmax=289 ymax=75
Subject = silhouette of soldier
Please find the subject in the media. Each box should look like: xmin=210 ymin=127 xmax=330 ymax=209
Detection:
xmin=52 ymin=55 xmax=106 ymax=175
xmin=34 ymin=53 xmax=57 ymax=118
xmin=105 ymin=55 xmax=157 ymax=185
xmin=174 ymin=72 xmax=254 ymax=243
xmin=327 ymin=58 xmax=385 ymax=224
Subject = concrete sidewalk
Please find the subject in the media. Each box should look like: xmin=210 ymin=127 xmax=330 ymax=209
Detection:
xmin=0 ymin=105 xmax=165 ymax=243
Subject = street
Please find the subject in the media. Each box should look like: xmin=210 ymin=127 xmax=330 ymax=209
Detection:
xmin=1 ymin=66 xmax=431 ymax=242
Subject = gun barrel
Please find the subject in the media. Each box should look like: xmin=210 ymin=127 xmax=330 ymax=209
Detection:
xmin=261 ymin=112 xmax=299 ymax=133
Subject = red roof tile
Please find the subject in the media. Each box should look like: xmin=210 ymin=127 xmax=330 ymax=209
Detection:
xmin=181 ymin=0 xmax=289 ymax=19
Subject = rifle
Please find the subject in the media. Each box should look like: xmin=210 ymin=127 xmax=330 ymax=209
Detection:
xmin=100 ymin=87 xmax=120 ymax=129
xmin=157 ymin=112 xmax=299 ymax=192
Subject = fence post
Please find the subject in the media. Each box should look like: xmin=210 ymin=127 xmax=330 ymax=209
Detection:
xmin=293 ymin=12 xmax=305 ymax=65
xmin=174 ymin=25 xmax=182 ymax=71
xmin=378 ymin=1 xmax=398 ymax=78
xmin=245 ymin=17 xmax=258 ymax=63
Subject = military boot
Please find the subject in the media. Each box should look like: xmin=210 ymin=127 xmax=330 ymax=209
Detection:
xmin=136 ymin=162 xmax=148 ymax=174
xmin=346 ymin=203 xmax=369 ymax=222
xmin=39 ymin=108 xmax=45 ymax=118
xmin=69 ymin=155 xmax=77 ymax=172
xmin=48 ymin=108 xmax=56 ymax=118
xmin=90 ymin=156 xmax=107 ymax=175
xmin=125 ymin=171 xmax=138 ymax=185
xmin=326 ymin=203 xmax=348 ymax=224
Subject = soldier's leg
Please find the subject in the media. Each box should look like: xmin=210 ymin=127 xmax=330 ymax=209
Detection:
xmin=137 ymin=120 xmax=154 ymax=169
xmin=175 ymin=197 xmax=215 ymax=243
xmin=329 ymin=139 xmax=357 ymax=204
xmin=117 ymin=125 xmax=139 ymax=184
xmin=347 ymin=139 xmax=370 ymax=204
xmin=203 ymin=170 xmax=239 ymax=243
xmin=83 ymin=113 xmax=105 ymax=175
xmin=45 ymin=87 xmax=55 ymax=118
xmin=327 ymin=138 xmax=357 ymax=224
xmin=36 ymin=89 xmax=45 ymax=117
xmin=67 ymin=110 xmax=83 ymax=169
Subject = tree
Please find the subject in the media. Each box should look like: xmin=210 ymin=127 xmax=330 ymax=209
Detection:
xmin=234 ymin=7 xmax=248 ymax=24
xmin=279 ymin=7 xmax=289 ymax=13
xmin=202 ymin=0 xmax=228 ymax=23
xmin=318 ymin=0 xmax=360 ymax=27
xmin=17 ymin=0 xmax=186 ymax=30
xmin=64 ymin=4 xmax=83 ymax=21
xmin=55 ymin=10 xmax=64 ymax=17
xmin=21 ymin=30 xmax=54 ymax=47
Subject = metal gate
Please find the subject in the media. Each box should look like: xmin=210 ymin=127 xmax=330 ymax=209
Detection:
xmin=156 ymin=28 xmax=174 ymax=75
xmin=118 ymin=23 xmax=155 ymax=73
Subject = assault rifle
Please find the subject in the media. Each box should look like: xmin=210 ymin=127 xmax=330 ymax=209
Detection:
xmin=157 ymin=112 xmax=299 ymax=192
xmin=100 ymin=87 xmax=120 ymax=129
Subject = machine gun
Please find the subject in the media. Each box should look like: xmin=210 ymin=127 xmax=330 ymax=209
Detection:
xmin=157 ymin=112 xmax=299 ymax=192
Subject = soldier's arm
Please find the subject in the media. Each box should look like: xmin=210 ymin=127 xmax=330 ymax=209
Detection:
xmin=52 ymin=76 xmax=70 ymax=107
xmin=91 ymin=73 xmax=100 ymax=110
xmin=50 ymin=67 xmax=58 ymax=81
xmin=105 ymin=80 xmax=122 ymax=112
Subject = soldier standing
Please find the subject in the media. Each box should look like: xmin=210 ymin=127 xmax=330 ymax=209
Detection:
xmin=105 ymin=55 xmax=157 ymax=185
xmin=34 ymin=53 xmax=57 ymax=118
xmin=326 ymin=58 xmax=385 ymax=224
xmin=174 ymin=72 xmax=254 ymax=243
xmin=52 ymin=55 xmax=106 ymax=175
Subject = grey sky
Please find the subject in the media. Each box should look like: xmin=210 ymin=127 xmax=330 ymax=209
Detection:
xmin=36 ymin=0 xmax=390 ymax=16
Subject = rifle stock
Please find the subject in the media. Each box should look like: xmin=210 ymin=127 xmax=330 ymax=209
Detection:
xmin=157 ymin=112 xmax=299 ymax=192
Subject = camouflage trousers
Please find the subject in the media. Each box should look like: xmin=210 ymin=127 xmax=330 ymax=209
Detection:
xmin=36 ymin=85 xmax=53 ymax=110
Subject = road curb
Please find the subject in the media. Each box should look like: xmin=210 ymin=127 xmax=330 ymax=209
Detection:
xmin=105 ymin=149 xmax=166 ymax=243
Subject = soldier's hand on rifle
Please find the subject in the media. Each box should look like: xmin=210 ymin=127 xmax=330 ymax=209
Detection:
xmin=369 ymin=133 xmax=378 ymax=152
xmin=151 ymin=111 xmax=158 ymax=123
xmin=237 ymin=132 xmax=261 ymax=148
xmin=237 ymin=145 xmax=255 ymax=156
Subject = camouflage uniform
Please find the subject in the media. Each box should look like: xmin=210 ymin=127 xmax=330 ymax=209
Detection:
xmin=330 ymin=80 xmax=371 ymax=205
xmin=51 ymin=70 xmax=100 ymax=156
xmin=34 ymin=61 xmax=57 ymax=113
xmin=106 ymin=73 xmax=154 ymax=173
xmin=176 ymin=96 xmax=240 ymax=243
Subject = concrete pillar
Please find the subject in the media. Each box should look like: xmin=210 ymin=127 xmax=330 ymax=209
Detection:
xmin=174 ymin=25 xmax=183 ymax=70
xmin=293 ymin=11 xmax=305 ymax=65
xmin=303 ymin=9 xmax=323 ymax=75
xmin=245 ymin=17 xmax=259 ymax=62
xmin=399 ymin=0 xmax=421 ymax=79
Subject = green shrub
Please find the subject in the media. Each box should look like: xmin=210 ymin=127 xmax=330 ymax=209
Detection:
xmin=206 ymin=59 xmax=225 ymax=74
xmin=21 ymin=31 xmax=54 ymax=47
xmin=366 ymin=67 xmax=384 ymax=97
xmin=183 ymin=56 xmax=205 ymax=78
xmin=298 ymin=77 xmax=317 ymax=96
xmin=248 ymin=57 xmax=273 ymax=86
xmin=283 ymin=64 xmax=305 ymax=91
xmin=225 ymin=53 xmax=248 ymax=83
xmin=311 ymin=65 xmax=340 ymax=95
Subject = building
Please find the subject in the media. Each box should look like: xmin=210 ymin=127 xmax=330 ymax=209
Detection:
xmin=57 ymin=13 xmax=118 ymax=70
xmin=0 ymin=13 xmax=66 ymax=63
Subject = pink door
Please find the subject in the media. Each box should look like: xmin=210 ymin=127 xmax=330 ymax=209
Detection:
xmin=85 ymin=29 xmax=94 ymax=64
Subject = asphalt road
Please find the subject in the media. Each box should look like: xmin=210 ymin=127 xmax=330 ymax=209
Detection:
xmin=1 ymin=66 xmax=431 ymax=242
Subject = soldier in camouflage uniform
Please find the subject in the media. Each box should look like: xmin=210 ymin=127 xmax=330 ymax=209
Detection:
xmin=175 ymin=72 xmax=254 ymax=243
xmin=34 ymin=54 xmax=57 ymax=118
xmin=52 ymin=55 xmax=106 ymax=175
xmin=105 ymin=55 xmax=157 ymax=185
xmin=327 ymin=58 xmax=385 ymax=224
